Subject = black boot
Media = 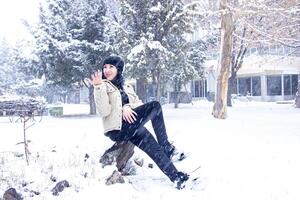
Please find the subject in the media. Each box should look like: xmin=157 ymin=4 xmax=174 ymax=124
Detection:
xmin=165 ymin=143 xmax=187 ymax=162
xmin=174 ymin=172 xmax=189 ymax=190
xmin=164 ymin=143 xmax=176 ymax=159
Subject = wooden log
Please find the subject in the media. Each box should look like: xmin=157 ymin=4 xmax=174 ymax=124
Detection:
xmin=100 ymin=141 xmax=135 ymax=172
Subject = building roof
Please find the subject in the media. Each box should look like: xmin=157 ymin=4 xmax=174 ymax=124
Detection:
xmin=238 ymin=55 xmax=300 ymax=76
xmin=204 ymin=55 xmax=300 ymax=76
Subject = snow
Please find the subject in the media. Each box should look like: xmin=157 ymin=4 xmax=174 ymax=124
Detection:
xmin=147 ymin=41 xmax=167 ymax=51
xmin=1 ymin=101 xmax=300 ymax=200
xmin=150 ymin=2 xmax=162 ymax=12
xmin=128 ymin=39 xmax=169 ymax=59
xmin=129 ymin=43 xmax=145 ymax=57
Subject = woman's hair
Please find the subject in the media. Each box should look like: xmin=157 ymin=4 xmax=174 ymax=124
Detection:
xmin=101 ymin=56 xmax=125 ymax=89
xmin=102 ymin=56 xmax=124 ymax=73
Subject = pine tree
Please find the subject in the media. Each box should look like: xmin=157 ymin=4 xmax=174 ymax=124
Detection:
xmin=167 ymin=38 xmax=206 ymax=108
xmin=0 ymin=38 xmax=14 ymax=94
xmin=0 ymin=35 xmax=45 ymax=96
xmin=33 ymin=0 xmax=110 ymax=114
xmin=119 ymin=0 xmax=197 ymax=101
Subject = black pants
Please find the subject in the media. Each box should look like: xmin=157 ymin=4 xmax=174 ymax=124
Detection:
xmin=106 ymin=101 xmax=178 ymax=182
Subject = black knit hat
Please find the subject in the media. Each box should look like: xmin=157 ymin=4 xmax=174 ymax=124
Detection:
xmin=102 ymin=56 xmax=125 ymax=73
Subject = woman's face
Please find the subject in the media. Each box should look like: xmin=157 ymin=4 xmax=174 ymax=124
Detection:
xmin=103 ymin=64 xmax=118 ymax=81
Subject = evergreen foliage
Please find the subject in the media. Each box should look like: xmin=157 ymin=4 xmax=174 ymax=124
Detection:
xmin=118 ymin=0 xmax=205 ymax=100
xmin=33 ymin=0 xmax=109 ymax=88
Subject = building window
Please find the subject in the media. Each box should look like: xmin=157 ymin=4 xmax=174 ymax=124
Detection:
xmin=283 ymin=74 xmax=299 ymax=96
xmin=267 ymin=75 xmax=282 ymax=96
xmin=192 ymin=80 xmax=207 ymax=97
xmin=252 ymin=76 xmax=261 ymax=96
xmin=238 ymin=77 xmax=251 ymax=96
xmin=199 ymin=80 xmax=207 ymax=97
xmin=284 ymin=75 xmax=291 ymax=95
xmin=237 ymin=76 xmax=261 ymax=96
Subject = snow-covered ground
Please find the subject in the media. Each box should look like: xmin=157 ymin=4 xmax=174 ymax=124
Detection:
xmin=1 ymin=100 xmax=300 ymax=200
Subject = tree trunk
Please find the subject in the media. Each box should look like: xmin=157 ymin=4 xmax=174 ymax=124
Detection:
xmin=174 ymin=80 xmax=182 ymax=108
xmin=156 ymin=69 xmax=161 ymax=102
xmin=89 ymin=85 xmax=96 ymax=115
xmin=227 ymin=73 xmax=236 ymax=107
xmin=295 ymin=81 xmax=300 ymax=108
xmin=227 ymin=25 xmax=248 ymax=107
xmin=212 ymin=0 xmax=233 ymax=119
xmin=136 ymin=78 xmax=147 ymax=103
xmin=100 ymin=141 xmax=135 ymax=172
xmin=174 ymin=91 xmax=180 ymax=108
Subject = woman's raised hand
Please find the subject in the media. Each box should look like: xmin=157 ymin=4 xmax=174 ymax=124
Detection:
xmin=88 ymin=70 xmax=102 ymax=86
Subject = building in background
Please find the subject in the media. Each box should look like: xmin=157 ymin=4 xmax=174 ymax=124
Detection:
xmin=190 ymin=46 xmax=300 ymax=102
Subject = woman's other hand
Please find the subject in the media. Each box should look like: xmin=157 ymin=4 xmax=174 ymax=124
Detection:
xmin=88 ymin=70 xmax=102 ymax=86
xmin=122 ymin=105 xmax=137 ymax=123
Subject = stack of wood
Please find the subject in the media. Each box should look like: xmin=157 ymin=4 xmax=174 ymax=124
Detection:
xmin=0 ymin=96 xmax=46 ymax=117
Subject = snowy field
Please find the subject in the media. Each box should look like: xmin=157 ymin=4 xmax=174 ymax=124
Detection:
xmin=1 ymin=101 xmax=300 ymax=200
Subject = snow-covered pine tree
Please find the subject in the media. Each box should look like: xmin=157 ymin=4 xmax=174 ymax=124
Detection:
xmin=33 ymin=0 xmax=110 ymax=114
xmin=8 ymin=39 xmax=44 ymax=97
xmin=33 ymin=0 xmax=74 ymax=102
xmin=0 ymin=38 xmax=11 ymax=66
xmin=166 ymin=36 xmax=206 ymax=108
xmin=101 ymin=0 xmax=131 ymax=57
xmin=0 ymin=38 xmax=14 ymax=95
xmin=0 ymin=32 xmax=47 ymax=99
xmin=119 ymin=0 xmax=196 ymax=101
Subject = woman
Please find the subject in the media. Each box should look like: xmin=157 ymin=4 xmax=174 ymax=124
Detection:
xmin=90 ymin=55 xmax=189 ymax=189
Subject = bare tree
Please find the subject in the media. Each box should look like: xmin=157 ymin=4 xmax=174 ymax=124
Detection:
xmin=212 ymin=0 xmax=234 ymax=119
xmin=192 ymin=0 xmax=299 ymax=118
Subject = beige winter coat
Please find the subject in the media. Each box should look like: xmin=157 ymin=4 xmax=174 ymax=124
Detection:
xmin=94 ymin=80 xmax=143 ymax=133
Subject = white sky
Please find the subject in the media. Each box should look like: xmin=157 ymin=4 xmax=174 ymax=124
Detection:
xmin=0 ymin=0 xmax=39 ymax=43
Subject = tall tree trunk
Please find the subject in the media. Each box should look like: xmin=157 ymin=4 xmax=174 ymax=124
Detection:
xmin=227 ymin=73 xmax=236 ymax=107
xmin=227 ymin=25 xmax=248 ymax=107
xmin=136 ymin=78 xmax=147 ymax=103
xmin=151 ymin=70 xmax=158 ymax=101
xmin=156 ymin=69 xmax=161 ymax=102
xmin=89 ymin=85 xmax=96 ymax=115
xmin=174 ymin=79 xmax=182 ymax=108
xmin=227 ymin=47 xmax=247 ymax=107
xmin=296 ymin=81 xmax=300 ymax=108
xmin=174 ymin=82 xmax=179 ymax=109
xmin=212 ymin=0 xmax=233 ymax=119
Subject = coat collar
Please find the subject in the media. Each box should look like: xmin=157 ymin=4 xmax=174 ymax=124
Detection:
xmin=103 ymin=80 xmax=117 ymax=89
xmin=103 ymin=80 xmax=131 ymax=93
